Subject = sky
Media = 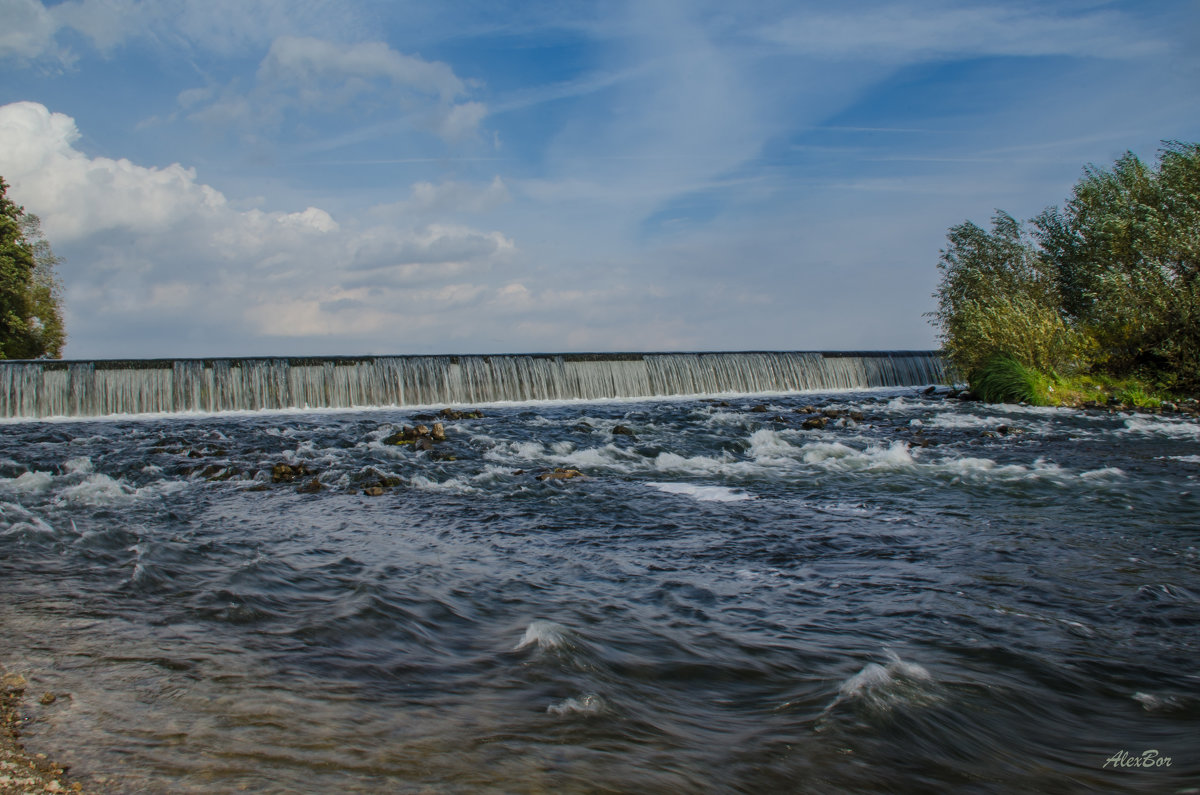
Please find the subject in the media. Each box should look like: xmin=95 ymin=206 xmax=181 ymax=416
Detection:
xmin=1 ymin=0 xmax=1198 ymax=359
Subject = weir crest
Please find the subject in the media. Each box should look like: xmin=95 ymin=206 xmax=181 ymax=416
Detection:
xmin=0 ymin=351 xmax=945 ymax=419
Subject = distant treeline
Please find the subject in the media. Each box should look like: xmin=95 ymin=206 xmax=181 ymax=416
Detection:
xmin=930 ymin=141 xmax=1199 ymax=404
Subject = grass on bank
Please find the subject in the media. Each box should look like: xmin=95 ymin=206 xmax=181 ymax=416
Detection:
xmin=967 ymin=355 xmax=1168 ymax=408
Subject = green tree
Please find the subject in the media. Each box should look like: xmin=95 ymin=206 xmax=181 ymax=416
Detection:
xmin=1033 ymin=142 xmax=1200 ymax=389
xmin=930 ymin=210 xmax=1088 ymax=379
xmin=0 ymin=176 xmax=66 ymax=359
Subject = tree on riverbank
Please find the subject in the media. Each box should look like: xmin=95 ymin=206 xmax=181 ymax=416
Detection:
xmin=931 ymin=142 xmax=1200 ymax=401
xmin=1 ymin=176 xmax=65 ymax=359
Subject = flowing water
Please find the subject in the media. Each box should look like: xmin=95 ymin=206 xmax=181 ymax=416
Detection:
xmin=1 ymin=388 xmax=1198 ymax=793
xmin=0 ymin=352 xmax=942 ymax=418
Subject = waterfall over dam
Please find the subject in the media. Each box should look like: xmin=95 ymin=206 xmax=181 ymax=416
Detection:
xmin=0 ymin=351 xmax=945 ymax=419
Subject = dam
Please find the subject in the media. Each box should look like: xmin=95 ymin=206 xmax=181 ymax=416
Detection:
xmin=0 ymin=350 xmax=945 ymax=419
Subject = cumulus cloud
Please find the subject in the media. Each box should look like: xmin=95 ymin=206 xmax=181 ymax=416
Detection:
xmin=0 ymin=101 xmax=515 ymax=356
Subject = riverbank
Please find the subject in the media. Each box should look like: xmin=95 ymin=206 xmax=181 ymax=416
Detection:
xmin=1 ymin=669 xmax=83 ymax=794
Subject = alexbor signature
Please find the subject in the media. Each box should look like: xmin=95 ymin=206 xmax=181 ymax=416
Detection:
xmin=1103 ymin=750 xmax=1172 ymax=769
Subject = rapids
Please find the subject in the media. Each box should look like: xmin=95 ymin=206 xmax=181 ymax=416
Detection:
xmin=1 ymin=387 xmax=1197 ymax=793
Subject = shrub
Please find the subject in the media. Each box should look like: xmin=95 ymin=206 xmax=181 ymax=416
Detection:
xmin=969 ymin=355 xmax=1052 ymax=405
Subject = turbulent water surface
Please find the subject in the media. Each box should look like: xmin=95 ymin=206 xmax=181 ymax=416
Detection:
xmin=1 ymin=388 xmax=1198 ymax=793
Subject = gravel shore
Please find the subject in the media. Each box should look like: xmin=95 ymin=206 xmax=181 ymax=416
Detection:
xmin=1 ymin=669 xmax=85 ymax=795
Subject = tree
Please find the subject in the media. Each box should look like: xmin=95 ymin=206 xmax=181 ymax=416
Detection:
xmin=0 ymin=177 xmax=65 ymax=359
xmin=1033 ymin=142 xmax=1200 ymax=388
xmin=930 ymin=210 xmax=1087 ymax=379
xmin=933 ymin=142 xmax=1200 ymax=396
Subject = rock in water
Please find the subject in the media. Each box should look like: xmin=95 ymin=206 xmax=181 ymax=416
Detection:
xmin=536 ymin=468 xmax=585 ymax=481
xmin=297 ymin=478 xmax=322 ymax=494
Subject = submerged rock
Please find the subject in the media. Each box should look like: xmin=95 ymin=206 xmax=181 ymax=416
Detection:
xmin=536 ymin=468 xmax=585 ymax=481
xmin=440 ymin=407 xmax=484 ymax=420
xmin=297 ymin=478 xmax=323 ymax=494
xmin=384 ymin=422 xmax=449 ymax=448
xmin=271 ymin=462 xmax=314 ymax=483
xmin=802 ymin=416 xmax=828 ymax=430
xmin=612 ymin=424 xmax=636 ymax=437
xmin=363 ymin=486 xmax=385 ymax=497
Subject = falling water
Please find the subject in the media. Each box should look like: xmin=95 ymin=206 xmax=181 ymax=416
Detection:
xmin=0 ymin=351 xmax=944 ymax=418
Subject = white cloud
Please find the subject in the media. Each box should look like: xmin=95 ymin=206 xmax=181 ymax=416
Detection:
xmin=184 ymin=36 xmax=487 ymax=142
xmin=258 ymin=36 xmax=464 ymax=102
xmin=0 ymin=0 xmax=61 ymax=59
xmin=0 ymin=0 xmax=372 ymax=61
xmin=373 ymin=176 xmax=511 ymax=217
xmin=0 ymin=101 xmax=516 ymax=356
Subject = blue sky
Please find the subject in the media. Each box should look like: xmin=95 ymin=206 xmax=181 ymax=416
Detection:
xmin=1 ymin=0 xmax=1198 ymax=358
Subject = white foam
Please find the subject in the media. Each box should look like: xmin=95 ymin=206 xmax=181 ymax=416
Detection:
xmin=0 ymin=470 xmax=54 ymax=494
xmin=800 ymin=440 xmax=916 ymax=471
xmin=0 ymin=501 xmax=56 ymax=536
xmin=1080 ymin=466 xmax=1126 ymax=480
xmin=58 ymin=473 xmax=135 ymax=505
xmin=64 ymin=456 xmax=94 ymax=474
xmin=547 ymin=694 xmax=604 ymax=716
xmin=653 ymin=451 xmax=731 ymax=476
xmin=647 ymin=482 xmax=754 ymax=502
xmin=554 ymin=444 xmax=639 ymax=472
xmin=407 ymin=475 xmax=479 ymax=495
xmin=832 ymin=651 xmax=938 ymax=713
xmin=1160 ymin=455 xmax=1200 ymax=464
xmin=747 ymin=429 xmax=798 ymax=460
xmin=926 ymin=412 xmax=996 ymax=430
xmin=1122 ymin=417 xmax=1200 ymax=439
xmin=515 ymin=619 xmax=571 ymax=651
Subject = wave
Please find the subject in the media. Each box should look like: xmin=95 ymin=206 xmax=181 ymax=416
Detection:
xmin=646 ymin=482 xmax=754 ymax=502
xmin=515 ymin=619 xmax=573 ymax=651
xmin=547 ymin=694 xmax=604 ymax=716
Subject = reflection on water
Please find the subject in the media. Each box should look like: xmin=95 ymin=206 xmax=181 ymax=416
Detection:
xmin=1 ymin=389 xmax=1198 ymax=792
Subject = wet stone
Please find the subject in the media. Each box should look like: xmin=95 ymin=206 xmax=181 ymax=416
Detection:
xmin=536 ymin=468 xmax=585 ymax=481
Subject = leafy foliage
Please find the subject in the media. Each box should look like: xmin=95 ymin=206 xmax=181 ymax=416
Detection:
xmin=930 ymin=211 xmax=1090 ymax=380
xmin=0 ymin=177 xmax=65 ymax=359
xmin=933 ymin=142 xmax=1200 ymax=397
